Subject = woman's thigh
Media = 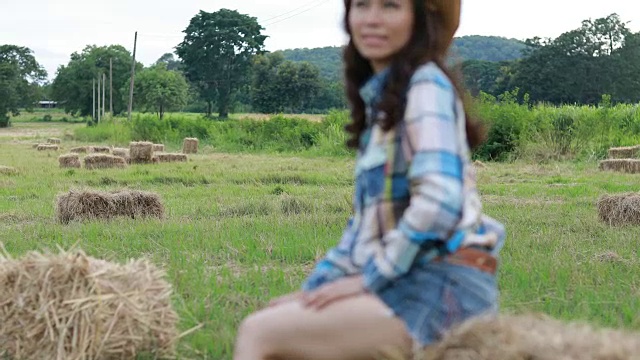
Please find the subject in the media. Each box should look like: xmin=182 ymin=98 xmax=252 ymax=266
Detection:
xmin=240 ymin=294 xmax=413 ymax=360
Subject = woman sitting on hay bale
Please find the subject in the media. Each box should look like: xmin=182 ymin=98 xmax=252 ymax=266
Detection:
xmin=234 ymin=1 xmax=506 ymax=359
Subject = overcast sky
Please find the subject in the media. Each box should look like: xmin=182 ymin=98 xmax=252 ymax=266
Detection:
xmin=1 ymin=0 xmax=639 ymax=80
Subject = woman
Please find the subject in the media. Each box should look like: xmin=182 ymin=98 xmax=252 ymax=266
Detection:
xmin=234 ymin=0 xmax=506 ymax=359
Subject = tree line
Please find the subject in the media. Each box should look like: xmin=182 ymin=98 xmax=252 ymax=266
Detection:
xmin=1 ymin=11 xmax=639 ymax=127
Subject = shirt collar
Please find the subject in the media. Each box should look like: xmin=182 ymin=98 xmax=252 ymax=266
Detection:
xmin=359 ymin=66 xmax=391 ymax=107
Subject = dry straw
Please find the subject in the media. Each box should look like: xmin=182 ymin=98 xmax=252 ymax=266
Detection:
xmin=111 ymin=147 xmax=130 ymax=163
xmin=70 ymin=146 xmax=94 ymax=154
xmin=56 ymin=189 xmax=165 ymax=224
xmin=607 ymin=145 xmax=640 ymax=159
xmin=130 ymin=142 xmax=155 ymax=164
xmin=599 ymin=159 xmax=640 ymax=174
xmin=153 ymin=144 xmax=165 ymax=152
xmin=92 ymin=146 xmax=112 ymax=154
xmin=58 ymin=154 xmax=81 ymax=169
xmin=0 ymin=166 xmax=17 ymax=175
xmin=47 ymin=138 xmax=61 ymax=144
xmin=597 ymin=193 xmax=640 ymax=226
xmin=0 ymin=245 xmax=179 ymax=360
xmin=84 ymin=154 xmax=127 ymax=170
xmin=155 ymin=153 xmax=188 ymax=163
xmin=416 ymin=313 xmax=640 ymax=360
xmin=182 ymin=138 xmax=199 ymax=154
xmin=37 ymin=144 xmax=60 ymax=151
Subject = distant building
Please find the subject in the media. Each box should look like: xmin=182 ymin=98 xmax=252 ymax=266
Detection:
xmin=38 ymin=101 xmax=58 ymax=109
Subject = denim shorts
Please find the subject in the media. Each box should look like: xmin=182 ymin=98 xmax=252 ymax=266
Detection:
xmin=376 ymin=259 xmax=498 ymax=346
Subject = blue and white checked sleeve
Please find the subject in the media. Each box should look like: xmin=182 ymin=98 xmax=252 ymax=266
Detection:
xmin=363 ymin=74 xmax=466 ymax=293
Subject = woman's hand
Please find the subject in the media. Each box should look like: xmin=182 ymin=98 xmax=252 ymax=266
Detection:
xmin=268 ymin=291 xmax=304 ymax=308
xmin=302 ymin=275 xmax=366 ymax=310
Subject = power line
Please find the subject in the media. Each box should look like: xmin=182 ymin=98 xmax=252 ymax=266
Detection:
xmin=263 ymin=0 xmax=330 ymax=27
xmin=260 ymin=0 xmax=327 ymax=23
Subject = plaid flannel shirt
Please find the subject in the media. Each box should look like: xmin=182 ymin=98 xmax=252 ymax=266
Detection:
xmin=303 ymin=62 xmax=505 ymax=294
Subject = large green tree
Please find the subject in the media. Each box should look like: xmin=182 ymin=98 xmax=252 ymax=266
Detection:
xmin=176 ymin=9 xmax=266 ymax=118
xmin=51 ymin=45 xmax=140 ymax=117
xmin=0 ymin=45 xmax=47 ymax=127
xmin=131 ymin=64 xmax=189 ymax=119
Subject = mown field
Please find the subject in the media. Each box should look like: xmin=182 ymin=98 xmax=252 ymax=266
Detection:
xmin=1 ymin=120 xmax=639 ymax=359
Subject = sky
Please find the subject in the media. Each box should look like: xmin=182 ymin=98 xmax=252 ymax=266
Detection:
xmin=1 ymin=0 xmax=639 ymax=80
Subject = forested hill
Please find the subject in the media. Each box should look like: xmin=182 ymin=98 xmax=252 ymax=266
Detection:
xmin=277 ymin=36 xmax=526 ymax=81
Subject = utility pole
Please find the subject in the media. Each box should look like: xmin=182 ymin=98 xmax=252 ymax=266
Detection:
xmin=102 ymin=73 xmax=106 ymax=118
xmin=127 ymin=31 xmax=138 ymax=122
xmin=92 ymin=78 xmax=96 ymax=122
xmin=97 ymin=76 xmax=101 ymax=123
xmin=109 ymin=58 xmax=113 ymax=115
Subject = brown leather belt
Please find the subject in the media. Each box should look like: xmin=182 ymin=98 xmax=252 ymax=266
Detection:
xmin=434 ymin=247 xmax=498 ymax=275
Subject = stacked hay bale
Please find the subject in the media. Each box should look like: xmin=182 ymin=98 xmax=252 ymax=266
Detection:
xmin=84 ymin=154 xmax=127 ymax=170
xmin=58 ymin=154 xmax=81 ymax=169
xmin=47 ymin=138 xmax=61 ymax=144
xmin=37 ymin=144 xmax=59 ymax=151
xmin=153 ymin=144 xmax=165 ymax=152
xmin=130 ymin=142 xmax=156 ymax=164
xmin=419 ymin=314 xmax=640 ymax=360
xmin=56 ymin=189 xmax=165 ymax=224
xmin=155 ymin=153 xmax=188 ymax=163
xmin=70 ymin=146 xmax=94 ymax=154
xmin=0 ymin=247 xmax=179 ymax=359
xmin=112 ymin=147 xmax=130 ymax=163
xmin=92 ymin=146 xmax=112 ymax=154
xmin=0 ymin=166 xmax=17 ymax=175
xmin=597 ymin=193 xmax=640 ymax=226
xmin=600 ymin=145 xmax=640 ymax=173
xmin=182 ymin=138 xmax=199 ymax=154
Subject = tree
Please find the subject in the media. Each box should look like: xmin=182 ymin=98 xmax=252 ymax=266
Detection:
xmin=176 ymin=9 xmax=267 ymax=118
xmin=0 ymin=45 xmax=47 ymax=127
xmin=132 ymin=64 xmax=189 ymax=119
xmin=51 ymin=45 xmax=140 ymax=117
xmin=155 ymin=53 xmax=182 ymax=72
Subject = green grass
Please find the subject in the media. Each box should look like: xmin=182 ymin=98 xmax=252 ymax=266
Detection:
xmin=1 ymin=128 xmax=640 ymax=358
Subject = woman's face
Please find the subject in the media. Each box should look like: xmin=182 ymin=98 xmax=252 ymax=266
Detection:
xmin=348 ymin=0 xmax=415 ymax=73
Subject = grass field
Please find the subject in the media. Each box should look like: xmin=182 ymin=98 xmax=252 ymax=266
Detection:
xmin=1 ymin=121 xmax=639 ymax=359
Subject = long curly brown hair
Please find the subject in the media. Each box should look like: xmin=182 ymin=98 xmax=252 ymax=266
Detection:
xmin=343 ymin=0 xmax=485 ymax=150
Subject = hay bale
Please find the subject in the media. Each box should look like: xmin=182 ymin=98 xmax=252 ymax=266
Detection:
xmin=58 ymin=154 xmax=81 ymax=169
xmin=473 ymin=160 xmax=487 ymax=169
xmin=0 ymin=247 xmax=179 ymax=359
xmin=608 ymin=145 xmax=640 ymax=159
xmin=130 ymin=142 xmax=154 ymax=164
xmin=155 ymin=152 xmax=188 ymax=163
xmin=31 ymin=143 xmax=40 ymax=149
xmin=421 ymin=314 xmax=640 ymax=360
xmin=182 ymin=138 xmax=199 ymax=154
xmin=153 ymin=144 xmax=165 ymax=152
xmin=83 ymin=154 xmax=127 ymax=170
xmin=47 ymin=138 xmax=61 ymax=144
xmin=0 ymin=166 xmax=17 ymax=175
xmin=598 ymin=159 xmax=640 ymax=174
xmin=112 ymin=147 xmax=130 ymax=159
xmin=70 ymin=146 xmax=94 ymax=154
xmin=92 ymin=146 xmax=111 ymax=154
xmin=56 ymin=189 xmax=165 ymax=224
xmin=37 ymin=144 xmax=59 ymax=151
xmin=597 ymin=193 xmax=640 ymax=226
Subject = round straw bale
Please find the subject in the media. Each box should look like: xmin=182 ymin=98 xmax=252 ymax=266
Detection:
xmin=0 ymin=247 xmax=179 ymax=359
xmin=153 ymin=144 xmax=165 ymax=152
xmin=37 ymin=144 xmax=59 ymax=151
xmin=91 ymin=146 xmax=112 ymax=154
xmin=599 ymin=159 xmax=640 ymax=174
xmin=155 ymin=152 xmax=188 ymax=163
xmin=130 ymin=141 xmax=154 ymax=164
xmin=597 ymin=193 xmax=640 ymax=226
xmin=47 ymin=137 xmax=61 ymax=144
xmin=182 ymin=138 xmax=199 ymax=154
xmin=422 ymin=313 xmax=640 ymax=360
xmin=607 ymin=145 xmax=640 ymax=159
xmin=83 ymin=154 xmax=127 ymax=170
xmin=58 ymin=153 xmax=81 ymax=169
xmin=55 ymin=189 xmax=165 ymax=224
xmin=0 ymin=166 xmax=17 ymax=175
xmin=70 ymin=146 xmax=94 ymax=154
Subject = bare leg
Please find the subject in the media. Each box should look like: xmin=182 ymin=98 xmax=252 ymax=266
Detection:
xmin=234 ymin=293 xmax=413 ymax=360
